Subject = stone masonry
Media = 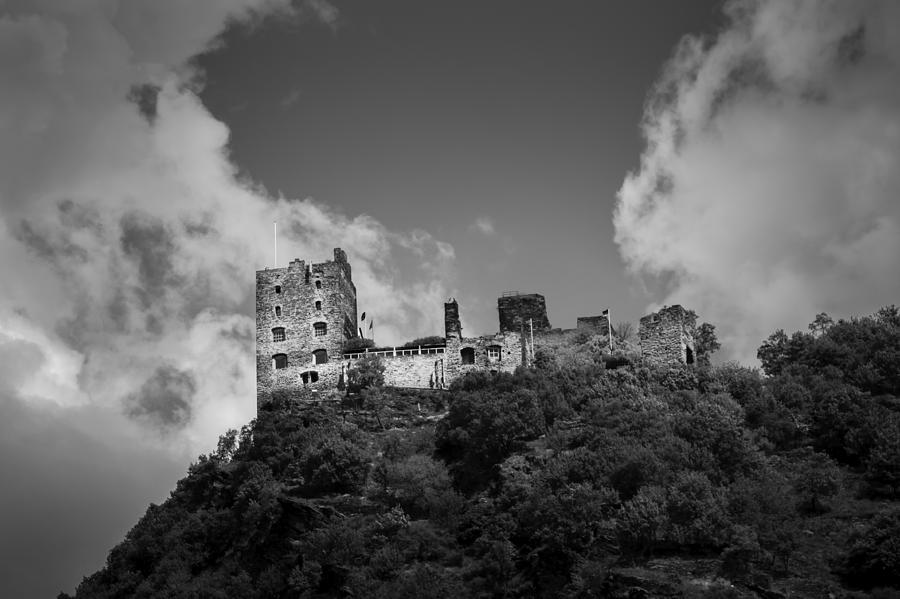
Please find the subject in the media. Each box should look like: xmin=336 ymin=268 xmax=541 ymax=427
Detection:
xmin=639 ymin=305 xmax=697 ymax=366
xmin=256 ymin=249 xmax=699 ymax=406
xmin=498 ymin=293 xmax=551 ymax=334
xmin=257 ymin=249 xmax=524 ymax=407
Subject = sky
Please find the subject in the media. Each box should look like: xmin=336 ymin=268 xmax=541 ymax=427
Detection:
xmin=1 ymin=1 xmax=899 ymax=597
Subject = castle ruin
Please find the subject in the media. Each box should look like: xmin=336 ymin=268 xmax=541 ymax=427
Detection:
xmin=255 ymin=249 xmax=698 ymax=406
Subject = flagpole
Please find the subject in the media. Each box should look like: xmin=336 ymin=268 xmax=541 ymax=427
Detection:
xmin=529 ymin=318 xmax=534 ymax=362
xmin=273 ymin=221 xmax=277 ymax=268
xmin=608 ymin=308 xmax=614 ymax=352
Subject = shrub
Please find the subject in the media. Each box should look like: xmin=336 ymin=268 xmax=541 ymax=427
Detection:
xmin=343 ymin=337 xmax=376 ymax=352
xmin=839 ymin=509 xmax=900 ymax=589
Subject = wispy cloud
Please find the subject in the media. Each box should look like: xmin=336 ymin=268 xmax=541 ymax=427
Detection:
xmin=0 ymin=1 xmax=446 ymax=595
xmin=614 ymin=0 xmax=900 ymax=362
xmin=470 ymin=216 xmax=496 ymax=236
xmin=279 ymin=86 xmax=303 ymax=108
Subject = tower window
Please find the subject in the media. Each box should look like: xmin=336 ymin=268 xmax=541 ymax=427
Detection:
xmin=274 ymin=306 xmax=282 ymax=317
xmin=272 ymin=327 xmax=285 ymax=342
xmin=487 ymin=345 xmax=502 ymax=361
xmin=313 ymin=349 xmax=328 ymax=364
xmin=275 ymin=285 xmax=281 ymax=294
xmin=273 ymin=354 xmax=288 ymax=369
xmin=315 ymin=280 xmax=322 ymax=289
xmin=460 ymin=347 xmax=475 ymax=365
xmin=301 ymin=371 xmax=319 ymax=385
xmin=686 ymin=347 xmax=695 ymax=365
xmin=314 ymin=322 xmax=327 ymax=337
xmin=315 ymin=301 xmax=322 ymax=311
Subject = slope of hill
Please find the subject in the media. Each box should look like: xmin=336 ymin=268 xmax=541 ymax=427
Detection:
xmin=62 ymin=307 xmax=900 ymax=598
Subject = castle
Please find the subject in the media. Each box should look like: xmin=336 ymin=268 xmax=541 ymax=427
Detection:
xmin=256 ymin=248 xmax=696 ymax=406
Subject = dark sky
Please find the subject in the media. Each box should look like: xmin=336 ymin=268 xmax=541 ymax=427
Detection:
xmin=197 ymin=0 xmax=724 ymax=335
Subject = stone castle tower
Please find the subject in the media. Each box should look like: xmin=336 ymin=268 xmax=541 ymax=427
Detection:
xmin=639 ymin=305 xmax=696 ymax=365
xmin=256 ymin=248 xmax=357 ymax=401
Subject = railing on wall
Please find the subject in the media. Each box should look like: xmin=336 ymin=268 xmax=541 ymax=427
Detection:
xmin=342 ymin=345 xmax=447 ymax=360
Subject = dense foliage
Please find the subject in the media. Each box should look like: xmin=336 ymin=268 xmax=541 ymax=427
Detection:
xmin=63 ymin=307 xmax=900 ymax=598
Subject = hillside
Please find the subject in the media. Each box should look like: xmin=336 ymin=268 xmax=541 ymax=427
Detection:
xmin=62 ymin=307 xmax=900 ymax=598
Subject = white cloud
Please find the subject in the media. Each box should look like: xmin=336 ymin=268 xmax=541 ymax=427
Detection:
xmin=614 ymin=0 xmax=900 ymax=363
xmin=0 ymin=1 xmax=448 ymax=594
xmin=470 ymin=215 xmax=496 ymax=236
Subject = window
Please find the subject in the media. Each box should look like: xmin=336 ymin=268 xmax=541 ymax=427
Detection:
xmin=487 ymin=345 xmax=502 ymax=361
xmin=273 ymin=354 xmax=288 ymax=369
xmin=313 ymin=349 xmax=328 ymax=364
xmin=274 ymin=306 xmax=282 ymax=317
xmin=272 ymin=327 xmax=285 ymax=342
xmin=275 ymin=285 xmax=281 ymax=294
xmin=315 ymin=301 xmax=322 ymax=311
xmin=460 ymin=347 xmax=475 ymax=365
xmin=301 ymin=371 xmax=319 ymax=385
xmin=315 ymin=280 xmax=322 ymax=289
xmin=686 ymin=347 xmax=695 ymax=365
xmin=314 ymin=322 xmax=327 ymax=337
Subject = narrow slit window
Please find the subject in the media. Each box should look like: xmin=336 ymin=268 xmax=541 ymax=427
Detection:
xmin=314 ymin=322 xmax=327 ymax=337
xmin=274 ymin=306 xmax=282 ymax=317
xmin=315 ymin=280 xmax=322 ymax=289
xmin=272 ymin=327 xmax=285 ymax=342
xmin=273 ymin=354 xmax=288 ymax=369
xmin=315 ymin=300 xmax=322 ymax=311
xmin=274 ymin=285 xmax=281 ymax=294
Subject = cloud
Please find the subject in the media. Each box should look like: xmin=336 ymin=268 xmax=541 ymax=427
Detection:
xmin=280 ymin=86 xmax=303 ymax=108
xmin=470 ymin=216 xmax=496 ymax=236
xmin=0 ymin=0 xmax=449 ymax=595
xmin=614 ymin=0 xmax=900 ymax=363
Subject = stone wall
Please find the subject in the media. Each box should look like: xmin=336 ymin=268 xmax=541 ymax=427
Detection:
xmin=257 ymin=248 xmax=358 ymax=406
xmin=444 ymin=332 xmax=523 ymax=382
xmin=639 ymin=305 xmax=696 ymax=366
xmin=577 ymin=315 xmax=610 ymax=337
xmin=497 ymin=293 xmax=551 ymax=334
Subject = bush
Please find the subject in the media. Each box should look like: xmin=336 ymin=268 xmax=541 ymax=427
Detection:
xmin=840 ymin=509 xmax=900 ymax=589
xmin=402 ymin=335 xmax=445 ymax=347
xmin=343 ymin=337 xmax=376 ymax=352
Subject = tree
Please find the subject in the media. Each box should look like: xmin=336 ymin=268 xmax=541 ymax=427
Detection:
xmin=695 ymin=322 xmax=721 ymax=366
xmin=346 ymin=354 xmax=385 ymax=393
xmin=808 ymin=312 xmax=834 ymax=337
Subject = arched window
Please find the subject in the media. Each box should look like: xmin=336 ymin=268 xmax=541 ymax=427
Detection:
xmin=487 ymin=345 xmax=502 ymax=361
xmin=275 ymin=285 xmax=281 ymax=294
xmin=272 ymin=327 xmax=285 ymax=342
xmin=313 ymin=349 xmax=328 ymax=364
xmin=314 ymin=322 xmax=327 ymax=337
xmin=315 ymin=280 xmax=322 ymax=289
xmin=460 ymin=347 xmax=475 ymax=365
xmin=273 ymin=354 xmax=288 ymax=369
xmin=315 ymin=300 xmax=322 ymax=311
xmin=274 ymin=306 xmax=282 ymax=317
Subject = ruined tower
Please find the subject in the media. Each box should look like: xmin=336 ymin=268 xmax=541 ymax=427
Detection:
xmin=256 ymin=248 xmax=357 ymax=403
xmin=444 ymin=298 xmax=462 ymax=340
xmin=497 ymin=292 xmax=551 ymax=334
xmin=639 ymin=305 xmax=696 ymax=366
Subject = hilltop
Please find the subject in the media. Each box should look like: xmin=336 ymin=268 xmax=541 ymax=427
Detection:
xmin=62 ymin=307 xmax=900 ymax=598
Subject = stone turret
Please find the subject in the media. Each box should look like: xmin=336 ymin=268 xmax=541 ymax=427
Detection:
xmin=639 ymin=305 xmax=696 ymax=366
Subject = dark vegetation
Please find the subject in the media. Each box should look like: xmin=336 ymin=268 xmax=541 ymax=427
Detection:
xmin=63 ymin=307 xmax=900 ymax=598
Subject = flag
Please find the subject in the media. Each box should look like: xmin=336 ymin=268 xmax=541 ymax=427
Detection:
xmin=360 ymin=312 xmax=366 ymax=321
xmin=602 ymin=309 xmax=609 ymax=316
xmin=369 ymin=319 xmax=374 ymax=330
